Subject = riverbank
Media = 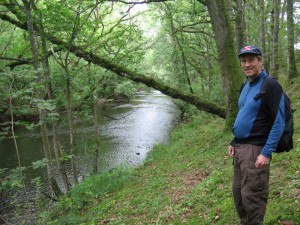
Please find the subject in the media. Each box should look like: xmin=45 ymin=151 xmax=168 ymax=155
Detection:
xmin=43 ymin=83 xmax=300 ymax=224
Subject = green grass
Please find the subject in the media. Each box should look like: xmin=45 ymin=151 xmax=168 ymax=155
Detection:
xmin=42 ymin=80 xmax=300 ymax=225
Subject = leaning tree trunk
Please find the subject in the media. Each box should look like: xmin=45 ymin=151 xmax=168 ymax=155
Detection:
xmin=287 ymin=0 xmax=298 ymax=80
xmin=1 ymin=0 xmax=226 ymax=119
xmin=204 ymin=0 xmax=244 ymax=130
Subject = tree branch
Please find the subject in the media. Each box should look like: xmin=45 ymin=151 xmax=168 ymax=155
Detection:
xmin=104 ymin=0 xmax=171 ymax=4
xmin=0 ymin=56 xmax=30 ymax=62
xmin=0 ymin=6 xmax=226 ymax=119
xmin=0 ymin=56 xmax=32 ymax=68
xmin=195 ymin=0 xmax=206 ymax=6
xmin=0 ymin=12 xmax=27 ymax=29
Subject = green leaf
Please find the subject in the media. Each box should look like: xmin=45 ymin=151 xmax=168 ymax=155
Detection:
xmin=32 ymin=158 xmax=48 ymax=169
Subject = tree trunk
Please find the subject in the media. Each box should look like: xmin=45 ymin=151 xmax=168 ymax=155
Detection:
xmin=61 ymin=9 xmax=85 ymax=185
xmin=21 ymin=0 xmax=70 ymax=194
xmin=287 ymin=0 xmax=298 ymax=80
xmin=66 ymin=69 xmax=79 ymax=184
xmin=259 ymin=0 xmax=268 ymax=72
xmin=178 ymin=32 xmax=194 ymax=94
xmin=92 ymin=104 xmax=100 ymax=174
xmin=270 ymin=0 xmax=280 ymax=78
xmin=48 ymin=9 xmax=80 ymax=186
xmin=8 ymin=78 xmax=29 ymax=205
xmin=235 ymin=0 xmax=246 ymax=49
xmin=86 ymin=63 xmax=100 ymax=174
xmin=33 ymin=1 xmax=62 ymax=197
xmin=205 ymin=0 xmax=244 ymax=130
xmin=20 ymin=0 xmax=60 ymax=197
xmin=164 ymin=3 xmax=194 ymax=94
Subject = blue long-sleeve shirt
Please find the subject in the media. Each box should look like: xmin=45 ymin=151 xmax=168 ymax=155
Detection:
xmin=231 ymin=70 xmax=285 ymax=158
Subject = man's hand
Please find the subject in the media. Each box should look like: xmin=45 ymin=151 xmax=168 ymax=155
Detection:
xmin=228 ymin=145 xmax=235 ymax=158
xmin=255 ymin=154 xmax=270 ymax=168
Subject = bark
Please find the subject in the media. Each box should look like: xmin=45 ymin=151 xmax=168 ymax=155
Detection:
xmin=287 ymin=0 xmax=298 ymax=80
xmin=226 ymin=0 xmax=234 ymax=21
xmin=205 ymin=0 xmax=244 ymax=130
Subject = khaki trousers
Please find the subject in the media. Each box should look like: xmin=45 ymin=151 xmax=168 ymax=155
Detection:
xmin=232 ymin=144 xmax=270 ymax=225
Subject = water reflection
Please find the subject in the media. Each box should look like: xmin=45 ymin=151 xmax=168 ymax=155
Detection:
xmin=0 ymin=90 xmax=180 ymax=181
xmin=0 ymin=90 xmax=180 ymax=224
xmin=87 ymin=90 xmax=180 ymax=172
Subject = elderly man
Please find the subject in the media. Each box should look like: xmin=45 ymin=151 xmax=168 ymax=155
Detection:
xmin=228 ymin=45 xmax=286 ymax=225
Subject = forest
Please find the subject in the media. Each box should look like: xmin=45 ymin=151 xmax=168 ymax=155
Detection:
xmin=0 ymin=0 xmax=299 ymax=224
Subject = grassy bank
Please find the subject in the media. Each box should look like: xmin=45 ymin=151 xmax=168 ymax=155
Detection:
xmin=43 ymin=83 xmax=300 ymax=225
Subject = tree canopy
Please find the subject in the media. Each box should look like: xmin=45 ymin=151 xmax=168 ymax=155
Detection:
xmin=0 ymin=0 xmax=298 ymax=126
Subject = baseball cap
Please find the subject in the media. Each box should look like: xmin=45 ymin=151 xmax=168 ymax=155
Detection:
xmin=238 ymin=45 xmax=262 ymax=57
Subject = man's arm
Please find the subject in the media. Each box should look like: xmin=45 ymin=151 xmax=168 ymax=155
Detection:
xmin=260 ymin=79 xmax=285 ymax=158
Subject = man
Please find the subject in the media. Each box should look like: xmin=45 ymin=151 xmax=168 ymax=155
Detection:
xmin=228 ymin=45 xmax=286 ymax=225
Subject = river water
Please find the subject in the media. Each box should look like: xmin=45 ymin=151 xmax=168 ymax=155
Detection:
xmin=0 ymin=90 xmax=180 ymax=222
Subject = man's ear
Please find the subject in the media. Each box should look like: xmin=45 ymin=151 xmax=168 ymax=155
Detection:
xmin=258 ymin=58 xmax=263 ymax=67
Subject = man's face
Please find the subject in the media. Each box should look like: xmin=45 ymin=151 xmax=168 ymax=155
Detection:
xmin=240 ymin=54 xmax=263 ymax=80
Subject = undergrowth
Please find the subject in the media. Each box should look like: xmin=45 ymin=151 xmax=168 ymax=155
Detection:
xmin=42 ymin=80 xmax=300 ymax=225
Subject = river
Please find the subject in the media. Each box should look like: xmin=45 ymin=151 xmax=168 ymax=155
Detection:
xmin=0 ymin=90 xmax=180 ymax=223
